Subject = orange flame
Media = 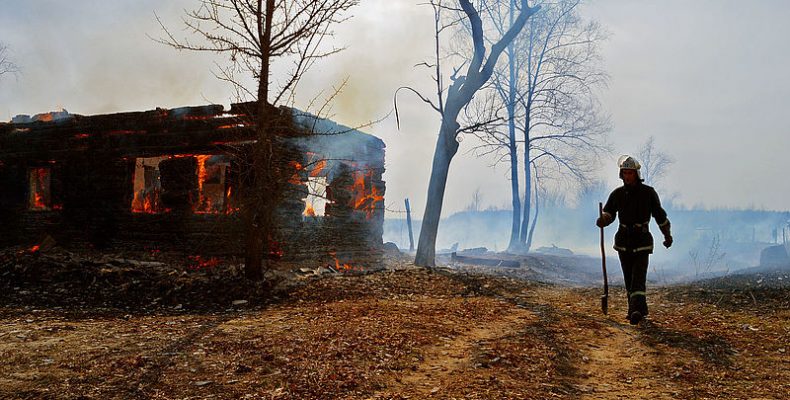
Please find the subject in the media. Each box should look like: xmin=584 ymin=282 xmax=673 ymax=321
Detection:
xmin=29 ymin=245 xmax=41 ymax=253
xmin=225 ymin=186 xmax=240 ymax=214
xmin=349 ymin=169 xmax=384 ymax=219
xmin=196 ymin=155 xmax=209 ymax=190
xmin=34 ymin=192 xmax=45 ymax=208
xmin=328 ymin=252 xmax=360 ymax=272
xmin=335 ymin=258 xmax=353 ymax=271
xmin=193 ymin=155 xmax=214 ymax=214
xmin=303 ymin=203 xmax=316 ymax=217
xmin=132 ymin=188 xmax=160 ymax=214
xmin=310 ymin=160 xmax=327 ymax=177
xmin=29 ymin=168 xmax=50 ymax=210
xmin=288 ymin=161 xmax=304 ymax=185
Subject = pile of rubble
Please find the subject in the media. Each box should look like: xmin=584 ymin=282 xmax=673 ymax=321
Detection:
xmin=0 ymin=246 xmax=287 ymax=311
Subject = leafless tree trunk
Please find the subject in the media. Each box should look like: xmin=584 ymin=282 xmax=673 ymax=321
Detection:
xmin=157 ymin=0 xmax=358 ymax=279
xmin=526 ymin=162 xmax=540 ymax=250
xmin=470 ymin=0 xmax=610 ymax=252
xmin=407 ymin=0 xmax=539 ymax=267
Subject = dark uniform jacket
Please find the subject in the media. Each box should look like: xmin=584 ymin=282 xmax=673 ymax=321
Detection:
xmin=603 ymin=182 xmax=669 ymax=253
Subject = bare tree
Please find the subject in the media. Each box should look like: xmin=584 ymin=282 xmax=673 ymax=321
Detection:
xmin=397 ymin=0 xmax=539 ymax=267
xmin=689 ymin=233 xmax=726 ymax=278
xmin=637 ymin=135 xmax=674 ymax=188
xmin=157 ymin=0 xmax=358 ymax=279
xmin=466 ymin=187 xmax=484 ymax=212
xmin=0 ymin=43 xmax=19 ymax=79
xmin=469 ymin=0 xmax=610 ymax=252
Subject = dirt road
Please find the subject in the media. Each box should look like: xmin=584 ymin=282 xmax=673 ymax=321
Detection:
xmin=1 ymin=266 xmax=787 ymax=399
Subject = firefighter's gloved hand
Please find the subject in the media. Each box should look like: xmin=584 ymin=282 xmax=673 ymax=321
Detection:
xmin=663 ymin=235 xmax=673 ymax=248
xmin=596 ymin=213 xmax=612 ymax=228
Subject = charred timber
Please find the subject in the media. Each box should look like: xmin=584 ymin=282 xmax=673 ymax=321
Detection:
xmin=0 ymin=103 xmax=386 ymax=263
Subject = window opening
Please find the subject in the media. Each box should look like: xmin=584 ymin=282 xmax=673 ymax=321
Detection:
xmin=194 ymin=155 xmax=230 ymax=214
xmin=28 ymin=167 xmax=51 ymax=211
xmin=132 ymin=156 xmax=166 ymax=213
xmin=131 ymin=155 xmax=231 ymax=214
xmin=303 ymin=176 xmax=328 ymax=218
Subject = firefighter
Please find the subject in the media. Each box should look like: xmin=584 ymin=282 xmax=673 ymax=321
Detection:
xmin=596 ymin=155 xmax=672 ymax=325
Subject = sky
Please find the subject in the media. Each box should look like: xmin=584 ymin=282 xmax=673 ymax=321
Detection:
xmin=1 ymin=0 xmax=789 ymax=219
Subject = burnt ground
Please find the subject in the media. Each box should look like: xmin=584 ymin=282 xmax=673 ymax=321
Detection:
xmin=0 ymin=247 xmax=788 ymax=399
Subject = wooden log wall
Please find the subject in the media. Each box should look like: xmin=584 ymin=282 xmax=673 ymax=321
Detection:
xmin=0 ymin=103 xmax=386 ymax=262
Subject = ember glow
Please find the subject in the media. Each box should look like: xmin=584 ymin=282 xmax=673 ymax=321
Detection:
xmin=107 ymin=130 xmax=145 ymax=136
xmin=269 ymin=241 xmax=284 ymax=259
xmin=187 ymin=255 xmax=219 ymax=270
xmin=28 ymin=167 xmax=51 ymax=211
xmin=37 ymin=113 xmax=54 ymax=122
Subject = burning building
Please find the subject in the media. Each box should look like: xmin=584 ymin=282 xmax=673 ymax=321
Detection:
xmin=0 ymin=103 xmax=385 ymax=265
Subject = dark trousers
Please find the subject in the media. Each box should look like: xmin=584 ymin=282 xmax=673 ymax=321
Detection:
xmin=618 ymin=251 xmax=650 ymax=315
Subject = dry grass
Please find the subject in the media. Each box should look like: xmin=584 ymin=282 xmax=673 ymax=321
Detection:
xmin=1 ymin=253 xmax=788 ymax=399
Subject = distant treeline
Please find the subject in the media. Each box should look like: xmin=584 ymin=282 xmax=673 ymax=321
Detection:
xmin=384 ymin=206 xmax=789 ymax=270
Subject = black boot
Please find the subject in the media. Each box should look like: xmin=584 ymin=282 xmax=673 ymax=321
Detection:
xmin=629 ymin=310 xmax=643 ymax=325
xmin=629 ymin=294 xmax=647 ymax=325
xmin=625 ymin=292 xmax=634 ymax=321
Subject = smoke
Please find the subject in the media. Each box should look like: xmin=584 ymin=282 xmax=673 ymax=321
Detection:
xmin=0 ymin=1 xmax=233 ymax=119
xmin=385 ymin=203 xmax=789 ymax=284
xmin=3 ymin=0 xmax=790 ymax=224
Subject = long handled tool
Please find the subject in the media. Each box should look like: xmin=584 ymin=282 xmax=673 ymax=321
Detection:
xmin=598 ymin=202 xmax=609 ymax=315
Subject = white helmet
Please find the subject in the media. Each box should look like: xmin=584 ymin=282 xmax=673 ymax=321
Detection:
xmin=617 ymin=155 xmax=642 ymax=180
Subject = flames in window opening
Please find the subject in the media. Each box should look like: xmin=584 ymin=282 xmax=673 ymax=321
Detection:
xmin=131 ymin=157 xmax=165 ymax=213
xmin=300 ymin=154 xmax=329 ymax=218
xmin=350 ymin=168 xmax=384 ymax=219
xmin=303 ymin=177 xmax=328 ymax=217
xmin=28 ymin=167 xmax=52 ymax=211
xmin=298 ymin=156 xmax=383 ymax=219
xmin=131 ymin=155 xmax=233 ymax=214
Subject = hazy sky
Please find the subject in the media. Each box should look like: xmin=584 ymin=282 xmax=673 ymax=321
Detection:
xmin=1 ymin=0 xmax=789 ymax=217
